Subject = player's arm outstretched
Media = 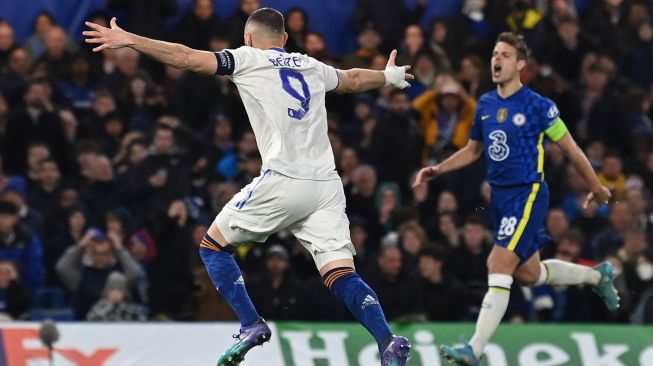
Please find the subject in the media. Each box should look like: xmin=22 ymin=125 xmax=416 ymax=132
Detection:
xmin=554 ymin=132 xmax=611 ymax=208
xmin=84 ymin=18 xmax=218 ymax=75
xmin=335 ymin=50 xmax=413 ymax=93
xmin=412 ymin=139 xmax=484 ymax=187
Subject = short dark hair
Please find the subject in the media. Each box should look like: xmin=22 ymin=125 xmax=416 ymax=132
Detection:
xmin=438 ymin=210 xmax=459 ymax=225
xmin=418 ymin=245 xmax=446 ymax=261
xmin=38 ymin=157 xmax=58 ymax=169
xmin=604 ymin=149 xmax=622 ymax=161
xmin=389 ymin=88 xmax=409 ymax=99
xmin=34 ymin=11 xmax=57 ymax=29
xmin=625 ymin=87 xmax=648 ymax=114
xmin=103 ymin=111 xmax=125 ymax=125
xmin=27 ymin=141 xmax=50 ymax=152
xmin=559 ymin=229 xmax=584 ymax=246
xmin=154 ymin=124 xmax=174 ymax=134
xmin=246 ymin=7 xmax=285 ymax=35
xmin=285 ymin=7 xmax=308 ymax=29
xmin=75 ymin=139 xmax=101 ymax=155
xmin=127 ymin=138 xmax=148 ymax=151
xmin=379 ymin=245 xmax=400 ymax=258
xmin=93 ymin=89 xmax=114 ymax=102
xmin=464 ymin=214 xmax=486 ymax=227
xmin=462 ymin=54 xmax=484 ymax=70
xmin=496 ymin=32 xmax=529 ymax=60
xmin=557 ymin=14 xmax=579 ymax=27
xmin=25 ymin=77 xmax=50 ymax=92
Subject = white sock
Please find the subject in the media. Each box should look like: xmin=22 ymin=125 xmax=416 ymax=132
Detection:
xmin=469 ymin=274 xmax=512 ymax=358
xmin=534 ymin=259 xmax=601 ymax=286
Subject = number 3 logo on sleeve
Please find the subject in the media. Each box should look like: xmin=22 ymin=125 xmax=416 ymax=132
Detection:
xmin=279 ymin=69 xmax=311 ymax=120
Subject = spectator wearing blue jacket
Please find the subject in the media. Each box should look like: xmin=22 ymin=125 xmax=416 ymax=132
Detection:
xmin=0 ymin=200 xmax=43 ymax=289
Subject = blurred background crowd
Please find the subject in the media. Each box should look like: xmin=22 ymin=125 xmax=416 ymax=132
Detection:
xmin=0 ymin=0 xmax=653 ymax=325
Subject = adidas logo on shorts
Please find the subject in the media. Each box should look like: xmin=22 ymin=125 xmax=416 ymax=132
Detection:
xmin=234 ymin=276 xmax=245 ymax=286
xmin=361 ymin=295 xmax=379 ymax=309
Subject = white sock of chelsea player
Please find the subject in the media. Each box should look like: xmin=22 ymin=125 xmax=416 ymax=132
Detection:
xmin=469 ymin=274 xmax=513 ymax=358
xmin=535 ymin=259 xmax=601 ymax=286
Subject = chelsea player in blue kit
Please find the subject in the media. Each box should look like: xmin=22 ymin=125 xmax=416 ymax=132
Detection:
xmin=413 ymin=33 xmax=620 ymax=366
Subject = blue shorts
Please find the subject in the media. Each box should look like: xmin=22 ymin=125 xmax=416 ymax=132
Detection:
xmin=491 ymin=182 xmax=551 ymax=263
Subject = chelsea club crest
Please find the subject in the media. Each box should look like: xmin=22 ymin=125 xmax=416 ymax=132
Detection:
xmin=512 ymin=113 xmax=526 ymax=127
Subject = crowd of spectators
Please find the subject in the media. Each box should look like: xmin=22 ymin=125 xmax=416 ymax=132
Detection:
xmin=0 ymin=0 xmax=653 ymax=324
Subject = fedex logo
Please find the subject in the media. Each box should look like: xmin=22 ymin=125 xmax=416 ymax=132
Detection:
xmin=0 ymin=328 xmax=117 ymax=366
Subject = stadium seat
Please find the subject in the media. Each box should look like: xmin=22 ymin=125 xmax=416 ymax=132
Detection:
xmin=30 ymin=288 xmax=75 ymax=321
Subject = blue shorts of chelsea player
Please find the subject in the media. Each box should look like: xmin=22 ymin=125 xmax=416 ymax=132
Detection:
xmin=491 ymin=182 xmax=551 ymax=263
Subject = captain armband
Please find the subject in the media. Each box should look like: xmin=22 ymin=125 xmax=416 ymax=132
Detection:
xmin=214 ymin=50 xmax=235 ymax=76
xmin=545 ymin=118 xmax=568 ymax=142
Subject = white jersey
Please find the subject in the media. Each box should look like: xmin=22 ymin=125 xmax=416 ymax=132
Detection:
xmin=215 ymin=46 xmax=340 ymax=181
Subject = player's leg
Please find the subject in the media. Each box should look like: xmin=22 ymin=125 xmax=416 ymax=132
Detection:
xmin=442 ymin=183 xmax=541 ymax=365
xmin=512 ymin=250 xmax=543 ymax=284
xmin=319 ymin=258 xmax=393 ymax=349
xmin=441 ymin=245 xmax=518 ymax=365
xmin=469 ymin=246 xmax=519 ymax=357
xmin=318 ymin=255 xmax=410 ymax=365
xmin=292 ymin=179 xmax=410 ymax=365
xmin=201 ymin=170 xmax=286 ymax=366
xmin=201 ymin=223 xmax=261 ymax=327
xmin=515 ymin=251 xmax=599 ymax=286
xmin=200 ymin=222 xmax=271 ymax=366
xmin=514 ymin=249 xmax=620 ymax=311
xmin=201 ymin=169 xmax=295 ymax=329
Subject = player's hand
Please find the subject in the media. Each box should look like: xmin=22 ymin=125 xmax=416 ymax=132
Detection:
xmin=412 ymin=165 xmax=441 ymax=187
xmin=84 ymin=17 xmax=134 ymax=52
xmin=384 ymin=49 xmax=413 ymax=89
xmin=583 ymin=186 xmax=611 ymax=209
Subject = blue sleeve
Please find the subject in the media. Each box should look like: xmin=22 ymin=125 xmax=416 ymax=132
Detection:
xmin=469 ymin=103 xmax=483 ymax=141
xmin=539 ymin=97 xmax=560 ymax=132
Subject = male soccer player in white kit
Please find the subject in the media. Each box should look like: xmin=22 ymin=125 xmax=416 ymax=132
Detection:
xmin=85 ymin=8 xmax=413 ymax=366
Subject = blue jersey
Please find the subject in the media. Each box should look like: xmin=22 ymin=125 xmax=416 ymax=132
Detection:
xmin=470 ymin=87 xmax=562 ymax=187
